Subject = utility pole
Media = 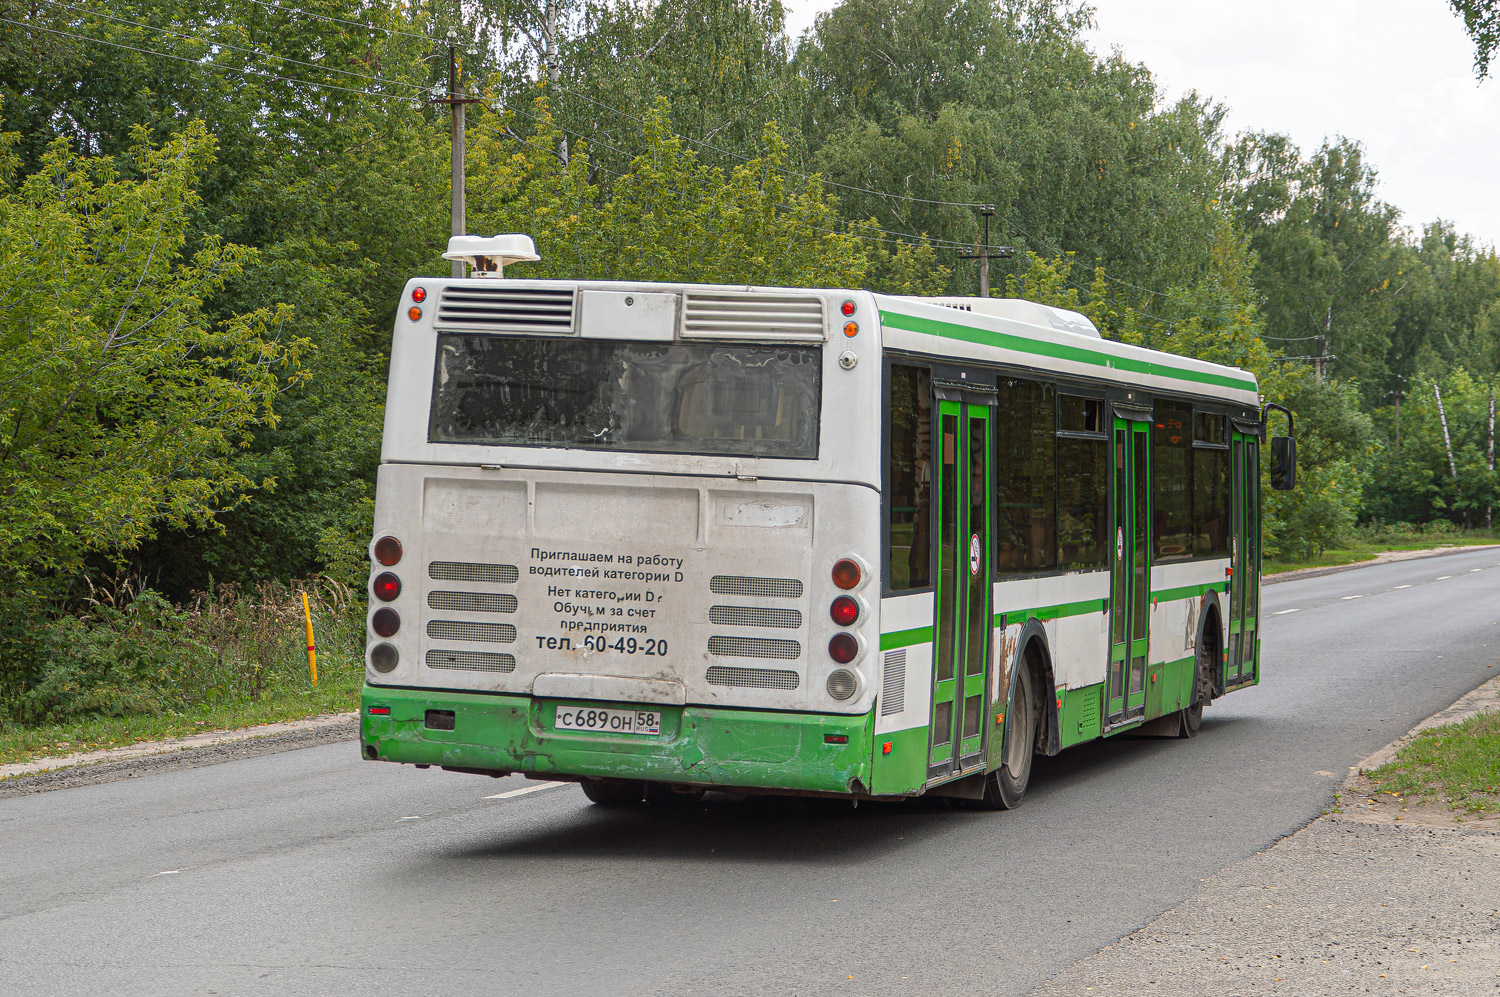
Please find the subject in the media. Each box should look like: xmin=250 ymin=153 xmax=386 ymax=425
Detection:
xmin=956 ymin=205 xmax=1012 ymax=298
xmin=433 ymin=31 xmax=482 ymax=278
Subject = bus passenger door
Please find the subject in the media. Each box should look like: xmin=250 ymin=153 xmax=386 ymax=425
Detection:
xmin=1228 ymin=429 xmax=1261 ymax=686
xmin=1106 ymin=417 xmax=1150 ymax=726
xmin=928 ymin=397 xmax=993 ymax=781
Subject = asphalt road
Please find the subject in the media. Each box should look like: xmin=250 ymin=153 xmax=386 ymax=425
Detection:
xmin=3 ymin=549 xmax=1498 ymax=996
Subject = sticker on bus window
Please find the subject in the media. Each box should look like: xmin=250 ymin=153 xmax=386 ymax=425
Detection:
xmin=969 ymin=534 xmax=981 ymax=576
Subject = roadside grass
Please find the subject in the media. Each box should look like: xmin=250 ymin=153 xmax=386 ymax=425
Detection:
xmin=0 ymin=675 xmax=361 ymax=767
xmin=0 ymin=578 xmax=366 ymax=768
xmin=1366 ymin=711 xmax=1500 ymax=818
xmin=1265 ymin=529 xmax=1500 ymax=576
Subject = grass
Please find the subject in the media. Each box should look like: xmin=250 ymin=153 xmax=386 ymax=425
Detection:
xmin=0 ymin=672 xmax=361 ymax=768
xmin=1264 ymin=531 xmax=1500 ymax=576
xmin=1366 ymin=711 xmax=1500 ymax=817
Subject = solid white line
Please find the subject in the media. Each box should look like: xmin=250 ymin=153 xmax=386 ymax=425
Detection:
xmin=1393 ymin=584 xmax=1412 ymax=589
xmin=1272 ymin=608 xmax=1300 ymax=615
xmin=486 ymin=781 xmax=570 ymax=801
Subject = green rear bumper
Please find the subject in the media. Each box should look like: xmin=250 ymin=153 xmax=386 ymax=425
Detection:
xmin=361 ymin=685 xmax=875 ymax=795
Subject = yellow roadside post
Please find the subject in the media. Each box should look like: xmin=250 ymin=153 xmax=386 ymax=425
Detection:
xmin=302 ymin=592 xmax=318 ymax=686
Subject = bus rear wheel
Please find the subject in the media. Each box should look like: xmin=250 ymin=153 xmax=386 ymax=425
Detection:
xmin=1178 ymin=627 xmax=1217 ymax=739
xmin=580 ymin=778 xmax=645 ymax=806
xmin=977 ymin=659 xmax=1035 ymax=810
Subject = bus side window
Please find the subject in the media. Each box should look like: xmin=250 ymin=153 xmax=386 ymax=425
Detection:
xmin=995 ymin=378 xmax=1056 ymax=574
xmin=1152 ymin=400 xmax=1193 ymax=560
xmin=888 ymin=365 xmax=932 ymax=591
xmin=1192 ymin=410 xmax=1230 ymax=557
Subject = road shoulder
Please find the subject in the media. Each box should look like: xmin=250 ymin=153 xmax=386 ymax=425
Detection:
xmin=1029 ymin=677 xmax=1500 ymax=996
xmin=0 ymin=712 xmax=357 ymax=798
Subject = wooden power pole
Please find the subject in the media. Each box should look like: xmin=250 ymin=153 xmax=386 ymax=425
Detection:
xmin=433 ymin=32 xmax=482 ymax=278
xmin=956 ymin=205 xmax=1012 ymax=298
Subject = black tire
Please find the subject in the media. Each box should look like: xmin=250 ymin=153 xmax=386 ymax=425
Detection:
xmin=1178 ymin=621 xmax=1217 ymax=739
xmin=580 ymin=778 xmax=645 ymax=806
xmin=976 ymin=656 xmax=1035 ymax=810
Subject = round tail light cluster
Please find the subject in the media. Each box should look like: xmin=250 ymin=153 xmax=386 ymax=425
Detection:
xmin=826 ymin=558 xmax=863 ymax=697
xmin=370 ymin=535 xmax=404 ymax=649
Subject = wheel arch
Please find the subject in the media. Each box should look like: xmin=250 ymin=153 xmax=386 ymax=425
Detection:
xmin=1196 ymin=590 xmax=1225 ymax=697
xmin=1009 ymin=617 xmax=1061 ymax=757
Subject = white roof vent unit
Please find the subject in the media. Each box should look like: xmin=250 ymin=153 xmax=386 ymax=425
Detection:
xmin=921 ymin=296 xmax=1101 ymax=338
xmin=443 ymin=234 xmax=540 ymax=278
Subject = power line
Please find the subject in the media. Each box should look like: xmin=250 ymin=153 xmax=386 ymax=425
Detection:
xmin=34 ymin=0 xmax=429 ymax=95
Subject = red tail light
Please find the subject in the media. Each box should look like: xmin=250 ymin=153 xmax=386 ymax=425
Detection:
xmin=829 ymin=633 xmax=858 ymax=663
xmin=372 ymin=608 xmax=400 ymax=637
xmin=830 ymin=596 xmax=859 ymax=627
xmin=373 ymin=572 xmax=401 ymax=601
xmin=411 ymin=286 xmax=427 ymax=303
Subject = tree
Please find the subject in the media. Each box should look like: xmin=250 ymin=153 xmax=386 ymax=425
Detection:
xmin=1449 ymin=0 xmax=1500 ymax=77
xmin=0 ymin=122 xmax=302 ymax=587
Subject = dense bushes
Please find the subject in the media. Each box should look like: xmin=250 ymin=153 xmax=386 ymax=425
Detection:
xmin=0 ymin=579 xmax=362 ymax=728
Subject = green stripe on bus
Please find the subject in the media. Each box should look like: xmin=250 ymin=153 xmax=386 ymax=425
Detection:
xmin=880 ymin=626 xmax=933 ymax=650
xmin=992 ymin=598 xmax=1106 ymax=628
xmin=1150 ymin=581 xmax=1228 ymax=604
xmin=879 ymin=310 xmax=1258 ymax=392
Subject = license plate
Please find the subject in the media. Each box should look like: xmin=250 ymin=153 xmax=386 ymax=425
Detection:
xmin=554 ymin=705 xmax=662 ymax=735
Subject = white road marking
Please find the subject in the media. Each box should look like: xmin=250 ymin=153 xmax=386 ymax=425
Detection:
xmin=1272 ymin=608 xmax=1300 ymax=615
xmin=1471 ymin=568 xmax=1483 ymax=572
xmin=399 ymin=815 xmax=427 ymax=820
xmin=1394 ymin=584 xmax=1412 ymax=589
xmin=1341 ymin=595 xmax=1364 ymax=600
xmin=1437 ymin=575 xmax=1453 ymax=580
xmin=153 ymin=871 xmax=180 ymax=877
xmin=486 ymin=780 xmax=569 ymax=801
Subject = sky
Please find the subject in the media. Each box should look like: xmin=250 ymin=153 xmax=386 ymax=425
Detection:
xmin=780 ymin=0 xmax=1500 ymax=247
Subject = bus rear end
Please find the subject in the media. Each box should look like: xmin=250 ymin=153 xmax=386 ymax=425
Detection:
xmin=360 ymin=273 xmax=886 ymax=798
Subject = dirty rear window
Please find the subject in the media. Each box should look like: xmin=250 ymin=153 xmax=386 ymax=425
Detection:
xmin=429 ymin=335 xmax=821 ymax=459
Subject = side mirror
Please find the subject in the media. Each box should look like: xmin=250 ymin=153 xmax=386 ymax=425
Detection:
xmin=1270 ymin=435 xmax=1296 ymax=491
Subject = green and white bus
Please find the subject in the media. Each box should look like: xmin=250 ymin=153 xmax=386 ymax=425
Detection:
xmin=360 ymin=235 xmax=1295 ymax=808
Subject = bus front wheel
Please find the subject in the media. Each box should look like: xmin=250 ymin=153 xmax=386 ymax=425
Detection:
xmin=580 ymin=778 xmax=646 ymax=806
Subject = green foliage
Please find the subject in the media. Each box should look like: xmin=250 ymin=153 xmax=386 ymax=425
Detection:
xmin=1261 ymin=371 xmax=1372 ymax=559
xmin=1 ymin=577 xmax=362 ymax=727
xmin=0 ymin=122 xmax=303 ymax=586
xmin=1449 ymin=0 xmax=1500 ymax=78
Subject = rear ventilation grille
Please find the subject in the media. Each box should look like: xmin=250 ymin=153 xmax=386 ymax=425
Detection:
xmin=436 ymin=285 xmax=575 ymax=334
xmin=427 ymin=620 xmax=517 ymax=643
xmin=709 ymin=575 xmax=804 ymax=599
xmin=707 ymin=635 xmax=801 ymax=660
xmin=881 ymin=649 xmax=907 ymax=716
xmin=428 ymin=591 xmax=518 ymax=614
xmin=682 ymin=292 xmax=824 ymax=341
xmin=426 ymin=649 xmax=517 ymax=672
xmin=708 ymin=605 xmax=802 ymax=629
xmin=429 ymin=561 xmax=519 ymax=584
xmin=706 ymin=665 xmax=800 ymax=690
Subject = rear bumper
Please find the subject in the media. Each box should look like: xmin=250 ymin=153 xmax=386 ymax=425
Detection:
xmin=361 ymin=685 xmax=874 ymax=795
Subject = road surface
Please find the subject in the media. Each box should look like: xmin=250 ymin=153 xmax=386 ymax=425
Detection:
xmin=2 ymin=549 xmax=1497 ymax=995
